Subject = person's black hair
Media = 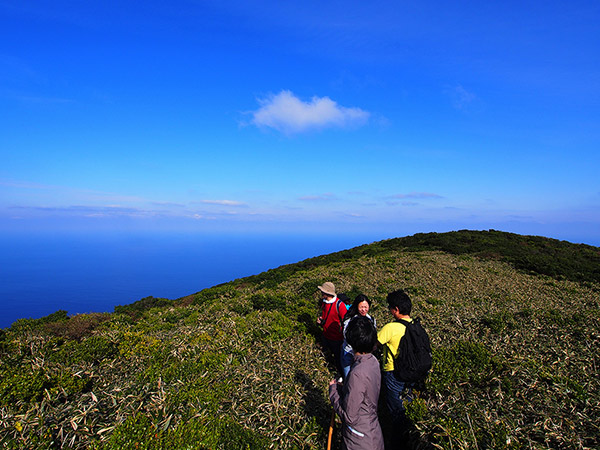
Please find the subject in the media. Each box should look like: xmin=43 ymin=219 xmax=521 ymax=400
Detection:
xmin=386 ymin=289 xmax=412 ymax=315
xmin=346 ymin=315 xmax=377 ymax=354
xmin=345 ymin=294 xmax=372 ymax=321
xmin=338 ymin=293 xmax=351 ymax=305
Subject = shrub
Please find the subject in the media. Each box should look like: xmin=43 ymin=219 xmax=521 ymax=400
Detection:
xmin=101 ymin=412 xmax=268 ymax=450
xmin=231 ymin=301 xmax=252 ymax=316
xmin=49 ymin=335 xmax=118 ymax=365
xmin=114 ymin=296 xmax=174 ymax=318
xmin=118 ymin=331 xmax=163 ymax=359
xmin=433 ymin=415 xmax=520 ymax=450
xmin=294 ymin=278 xmax=326 ymax=299
xmin=250 ymin=293 xmax=287 ymax=312
xmin=406 ymin=396 xmax=428 ymax=422
xmin=144 ymin=353 xmax=228 ymax=388
xmin=44 ymin=312 xmax=111 ymax=340
xmin=0 ymin=368 xmax=92 ymax=405
xmin=0 ymin=423 xmax=56 ymax=450
xmin=9 ymin=310 xmax=69 ymax=334
xmin=295 ymin=306 xmax=321 ymax=337
xmin=429 ymin=341 xmax=505 ymax=393
xmin=480 ymin=312 xmax=516 ymax=333
xmin=404 ymin=286 xmax=426 ymax=296
xmin=238 ymin=310 xmax=297 ymax=342
xmin=192 ymin=286 xmax=241 ymax=307
xmin=425 ymin=297 xmax=442 ymax=306
xmin=0 ymin=368 xmax=48 ymax=404
xmin=433 ymin=416 xmax=471 ymax=448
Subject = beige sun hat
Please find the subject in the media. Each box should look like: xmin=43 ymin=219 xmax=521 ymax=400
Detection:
xmin=318 ymin=282 xmax=336 ymax=296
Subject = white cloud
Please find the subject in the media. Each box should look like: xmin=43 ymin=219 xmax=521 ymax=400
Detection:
xmin=299 ymin=193 xmax=335 ymax=202
xmin=391 ymin=192 xmax=443 ymax=199
xmin=446 ymin=85 xmax=476 ymax=110
xmin=9 ymin=204 xmax=156 ymax=218
xmin=250 ymin=90 xmax=370 ymax=134
xmin=0 ymin=178 xmax=147 ymax=203
xmin=199 ymin=199 xmax=246 ymax=206
xmin=192 ymin=214 xmax=217 ymax=220
xmin=151 ymin=201 xmax=185 ymax=208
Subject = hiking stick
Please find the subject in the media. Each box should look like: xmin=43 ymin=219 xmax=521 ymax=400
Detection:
xmin=326 ymin=411 xmax=335 ymax=450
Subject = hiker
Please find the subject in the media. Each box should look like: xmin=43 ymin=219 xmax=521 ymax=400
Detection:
xmin=317 ymin=282 xmax=347 ymax=377
xmin=341 ymin=294 xmax=377 ymax=380
xmin=377 ymin=289 xmax=416 ymax=426
xmin=329 ymin=316 xmax=384 ymax=450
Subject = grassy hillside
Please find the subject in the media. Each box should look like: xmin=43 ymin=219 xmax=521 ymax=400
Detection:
xmin=1 ymin=230 xmax=598 ymax=449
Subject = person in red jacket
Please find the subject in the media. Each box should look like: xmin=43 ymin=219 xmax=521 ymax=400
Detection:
xmin=317 ymin=281 xmax=347 ymax=377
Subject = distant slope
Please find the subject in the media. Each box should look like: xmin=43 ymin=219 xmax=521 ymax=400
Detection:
xmin=388 ymin=230 xmax=600 ymax=282
xmin=245 ymin=229 xmax=600 ymax=286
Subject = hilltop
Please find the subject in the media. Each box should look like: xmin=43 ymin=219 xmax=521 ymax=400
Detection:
xmin=1 ymin=230 xmax=599 ymax=449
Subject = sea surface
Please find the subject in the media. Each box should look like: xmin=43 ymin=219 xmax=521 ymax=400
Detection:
xmin=0 ymin=231 xmax=385 ymax=329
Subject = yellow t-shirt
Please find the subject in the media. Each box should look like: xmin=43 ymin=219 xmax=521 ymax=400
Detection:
xmin=377 ymin=319 xmax=412 ymax=372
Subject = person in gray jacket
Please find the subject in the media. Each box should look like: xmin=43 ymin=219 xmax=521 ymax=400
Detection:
xmin=329 ymin=315 xmax=384 ymax=450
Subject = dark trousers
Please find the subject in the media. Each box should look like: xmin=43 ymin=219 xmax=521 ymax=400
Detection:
xmin=322 ymin=337 xmax=343 ymax=376
xmin=382 ymin=371 xmax=417 ymax=449
xmin=382 ymin=371 xmax=414 ymax=417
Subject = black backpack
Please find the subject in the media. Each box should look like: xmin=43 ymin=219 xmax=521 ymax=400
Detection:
xmin=393 ymin=318 xmax=432 ymax=383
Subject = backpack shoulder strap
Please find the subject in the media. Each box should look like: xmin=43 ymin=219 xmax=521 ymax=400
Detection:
xmin=335 ymin=299 xmax=345 ymax=321
xmin=396 ymin=318 xmax=411 ymax=328
xmin=321 ymin=300 xmax=334 ymax=324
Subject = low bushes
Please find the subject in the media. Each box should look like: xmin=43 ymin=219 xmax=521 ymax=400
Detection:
xmin=428 ymin=340 xmax=506 ymax=393
xmin=98 ymin=412 xmax=268 ymax=450
xmin=0 ymin=367 xmax=92 ymax=405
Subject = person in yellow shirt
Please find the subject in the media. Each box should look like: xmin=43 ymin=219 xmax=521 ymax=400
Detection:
xmin=377 ymin=289 xmax=414 ymax=424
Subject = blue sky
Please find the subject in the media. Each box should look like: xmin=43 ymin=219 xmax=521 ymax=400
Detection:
xmin=1 ymin=1 xmax=599 ymax=244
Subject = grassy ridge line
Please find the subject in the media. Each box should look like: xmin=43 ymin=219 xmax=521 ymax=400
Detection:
xmin=240 ymin=230 xmax=600 ymax=288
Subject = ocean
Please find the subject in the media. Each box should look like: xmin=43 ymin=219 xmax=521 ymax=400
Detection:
xmin=0 ymin=231 xmax=384 ymax=329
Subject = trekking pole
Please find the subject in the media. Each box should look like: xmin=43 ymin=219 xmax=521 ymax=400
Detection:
xmin=326 ymin=411 xmax=335 ymax=450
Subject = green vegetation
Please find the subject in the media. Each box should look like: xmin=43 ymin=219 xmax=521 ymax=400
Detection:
xmin=392 ymin=230 xmax=600 ymax=283
xmin=114 ymin=296 xmax=175 ymax=319
xmin=1 ymin=230 xmax=598 ymax=449
xmin=246 ymin=229 xmax=600 ymax=285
